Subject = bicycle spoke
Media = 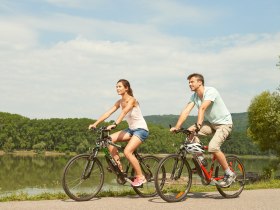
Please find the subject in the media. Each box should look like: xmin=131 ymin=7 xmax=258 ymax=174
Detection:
xmin=155 ymin=154 xmax=192 ymax=202
xmin=132 ymin=155 xmax=160 ymax=197
xmin=215 ymin=155 xmax=245 ymax=198
xmin=62 ymin=155 xmax=104 ymax=201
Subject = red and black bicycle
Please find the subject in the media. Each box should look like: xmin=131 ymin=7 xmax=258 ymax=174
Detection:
xmin=154 ymin=128 xmax=246 ymax=202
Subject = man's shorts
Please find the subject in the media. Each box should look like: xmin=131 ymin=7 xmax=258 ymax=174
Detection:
xmin=189 ymin=122 xmax=233 ymax=152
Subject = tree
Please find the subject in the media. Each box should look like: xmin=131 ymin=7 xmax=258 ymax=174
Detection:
xmin=247 ymin=89 xmax=280 ymax=156
xmin=3 ymin=137 xmax=15 ymax=152
xmin=32 ymin=141 xmax=46 ymax=153
xmin=277 ymin=55 xmax=280 ymax=69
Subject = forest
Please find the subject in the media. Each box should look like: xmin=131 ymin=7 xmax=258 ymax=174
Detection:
xmin=0 ymin=111 xmax=267 ymax=155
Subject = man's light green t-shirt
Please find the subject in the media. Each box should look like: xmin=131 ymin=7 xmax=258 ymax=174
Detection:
xmin=189 ymin=87 xmax=233 ymax=124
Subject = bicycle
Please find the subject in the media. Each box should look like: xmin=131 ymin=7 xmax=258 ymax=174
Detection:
xmin=62 ymin=126 xmax=160 ymax=201
xmin=154 ymin=128 xmax=246 ymax=202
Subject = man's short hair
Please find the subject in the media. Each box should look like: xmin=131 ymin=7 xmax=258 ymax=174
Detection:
xmin=187 ymin=73 xmax=204 ymax=85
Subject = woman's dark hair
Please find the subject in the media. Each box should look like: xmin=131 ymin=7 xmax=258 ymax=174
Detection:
xmin=117 ymin=79 xmax=134 ymax=96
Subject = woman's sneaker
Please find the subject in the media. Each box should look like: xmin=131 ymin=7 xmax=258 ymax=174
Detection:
xmin=220 ymin=173 xmax=237 ymax=187
xmin=131 ymin=176 xmax=147 ymax=187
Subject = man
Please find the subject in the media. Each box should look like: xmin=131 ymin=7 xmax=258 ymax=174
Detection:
xmin=170 ymin=73 xmax=235 ymax=187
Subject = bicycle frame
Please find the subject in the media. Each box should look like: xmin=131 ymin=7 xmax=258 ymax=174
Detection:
xmin=195 ymin=152 xmax=222 ymax=185
xmin=62 ymin=126 xmax=160 ymax=201
xmin=192 ymin=146 xmax=237 ymax=185
xmin=91 ymin=127 xmax=148 ymax=185
xmin=154 ymin=127 xmax=246 ymax=202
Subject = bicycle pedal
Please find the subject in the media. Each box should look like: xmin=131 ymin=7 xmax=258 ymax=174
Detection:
xmin=107 ymin=167 xmax=113 ymax=173
xmin=124 ymin=177 xmax=133 ymax=185
xmin=134 ymin=184 xmax=143 ymax=188
xmin=191 ymin=168 xmax=197 ymax=174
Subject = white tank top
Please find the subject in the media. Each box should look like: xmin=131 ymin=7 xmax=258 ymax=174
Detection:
xmin=123 ymin=104 xmax=148 ymax=131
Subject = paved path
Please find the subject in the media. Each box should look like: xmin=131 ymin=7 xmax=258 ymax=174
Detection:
xmin=1 ymin=189 xmax=279 ymax=210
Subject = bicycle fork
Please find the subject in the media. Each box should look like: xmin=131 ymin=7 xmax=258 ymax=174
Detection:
xmin=82 ymin=155 xmax=97 ymax=179
xmin=170 ymin=157 xmax=184 ymax=180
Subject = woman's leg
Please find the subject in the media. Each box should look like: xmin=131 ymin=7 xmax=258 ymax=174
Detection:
xmin=123 ymin=136 xmax=143 ymax=177
xmin=109 ymin=131 xmax=131 ymax=171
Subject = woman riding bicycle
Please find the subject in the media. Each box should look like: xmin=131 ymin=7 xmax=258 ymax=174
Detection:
xmin=88 ymin=79 xmax=149 ymax=187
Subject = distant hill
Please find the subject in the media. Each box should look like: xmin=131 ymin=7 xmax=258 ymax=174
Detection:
xmin=144 ymin=112 xmax=248 ymax=131
xmin=1 ymin=111 xmax=263 ymax=155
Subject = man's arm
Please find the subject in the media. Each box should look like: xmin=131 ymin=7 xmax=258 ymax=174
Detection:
xmin=172 ymin=102 xmax=195 ymax=130
xmin=196 ymin=100 xmax=212 ymax=128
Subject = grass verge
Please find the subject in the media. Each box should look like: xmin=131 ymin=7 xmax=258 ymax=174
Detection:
xmin=1 ymin=179 xmax=280 ymax=202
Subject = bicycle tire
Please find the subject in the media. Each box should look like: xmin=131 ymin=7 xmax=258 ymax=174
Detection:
xmin=62 ymin=154 xmax=104 ymax=201
xmin=215 ymin=155 xmax=246 ymax=198
xmin=155 ymin=154 xmax=192 ymax=202
xmin=132 ymin=155 xmax=160 ymax=197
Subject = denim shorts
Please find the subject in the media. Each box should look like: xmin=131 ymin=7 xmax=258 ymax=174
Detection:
xmin=123 ymin=128 xmax=149 ymax=142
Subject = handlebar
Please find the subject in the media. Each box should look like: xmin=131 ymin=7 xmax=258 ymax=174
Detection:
xmin=169 ymin=124 xmax=193 ymax=135
xmin=174 ymin=128 xmax=192 ymax=135
xmin=90 ymin=125 xmax=116 ymax=133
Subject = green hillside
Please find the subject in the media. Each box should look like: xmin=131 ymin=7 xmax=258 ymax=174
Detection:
xmin=0 ymin=111 xmax=264 ymax=155
xmin=144 ymin=112 xmax=248 ymax=131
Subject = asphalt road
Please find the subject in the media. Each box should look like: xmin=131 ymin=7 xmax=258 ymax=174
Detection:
xmin=1 ymin=189 xmax=279 ymax=210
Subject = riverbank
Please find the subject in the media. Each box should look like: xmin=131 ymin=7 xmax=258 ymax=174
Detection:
xmin=1 ymin=179 xmax=280 ymax=202
xmin=0 ymin=150 xmax=69 ymax=156
xmin=0 ymin=150 xmax=278 ymax=159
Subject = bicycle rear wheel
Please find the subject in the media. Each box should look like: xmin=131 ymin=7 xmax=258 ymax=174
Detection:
xmin=130 ymin=155 xmax=160 ymax=197
xmin=155 ymin=154 xmax=192 ymax=202
xmin=62 ymin=154 xmax=104 ymax=201
xmin=215 ymin=155 xmax=246 ymax=198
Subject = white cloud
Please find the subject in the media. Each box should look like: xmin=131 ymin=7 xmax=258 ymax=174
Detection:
xmin=45 ymin=0 xmax=103 ymax=8
xmin=0 ymin=20 xmax=38 ymax=50
xmin=0 ymin=2 xmax=279 ymax=119
xmin=1 ymin=31 xmax=279 ymax=119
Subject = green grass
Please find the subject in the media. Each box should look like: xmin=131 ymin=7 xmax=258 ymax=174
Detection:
xmin=0 ymin=192 xmax=67 ymax=202
xmin=1 ymin=179 xmax=279 ymax=202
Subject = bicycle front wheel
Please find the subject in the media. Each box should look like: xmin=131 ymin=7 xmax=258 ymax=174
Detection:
xmin=132 ymin=155 xmax=160 ymax=197
xmin=215 ymin=155 xmax=246 ymax=198
xmin=62 ymin=154 xmax=104 ymax=201
xmin=155 ymin=154 xmax=192 ymax=202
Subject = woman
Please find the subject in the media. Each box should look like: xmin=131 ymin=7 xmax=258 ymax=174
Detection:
xmin=88 ymin=79 xmax=149 ymax=187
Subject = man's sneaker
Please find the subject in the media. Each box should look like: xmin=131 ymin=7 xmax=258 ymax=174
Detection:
xmin=220 ymin=173 xmax=237 ymax=187
xmin=131 ymin=176 xmax=147 ymax=187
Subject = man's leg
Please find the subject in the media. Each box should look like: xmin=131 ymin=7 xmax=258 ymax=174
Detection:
xmin=188 ymin=122 xmax=213 ymax=143
xmin=209 ymin=124 xmax=235 ymax=187
xmin=212 ymin=151 xmax=228 ymax=170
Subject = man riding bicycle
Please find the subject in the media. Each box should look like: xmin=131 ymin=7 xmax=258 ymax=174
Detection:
xmin=170 ymin=73 xmax=236 ymax=187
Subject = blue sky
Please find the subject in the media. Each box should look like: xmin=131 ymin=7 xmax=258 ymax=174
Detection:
xmin=1 ymin=0 xmax=279 ymax=119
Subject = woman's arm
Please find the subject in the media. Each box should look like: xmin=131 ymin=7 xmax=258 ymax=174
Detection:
xmin=115 ymin=97 xmax=136 ymax=125
xmin=88 ymin=100 xmax=120 ymax=129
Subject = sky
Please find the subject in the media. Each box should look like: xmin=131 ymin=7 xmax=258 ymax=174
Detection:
xmin=1 ymin=0 xmax=280 ymax=120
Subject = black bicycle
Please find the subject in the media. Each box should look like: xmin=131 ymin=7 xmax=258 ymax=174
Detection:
xmin=62 ymin=126 xmax=160 ymax=201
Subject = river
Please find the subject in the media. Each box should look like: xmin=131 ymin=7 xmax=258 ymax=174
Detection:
xmin=0 ymin=154 xmax=279 ymax=197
